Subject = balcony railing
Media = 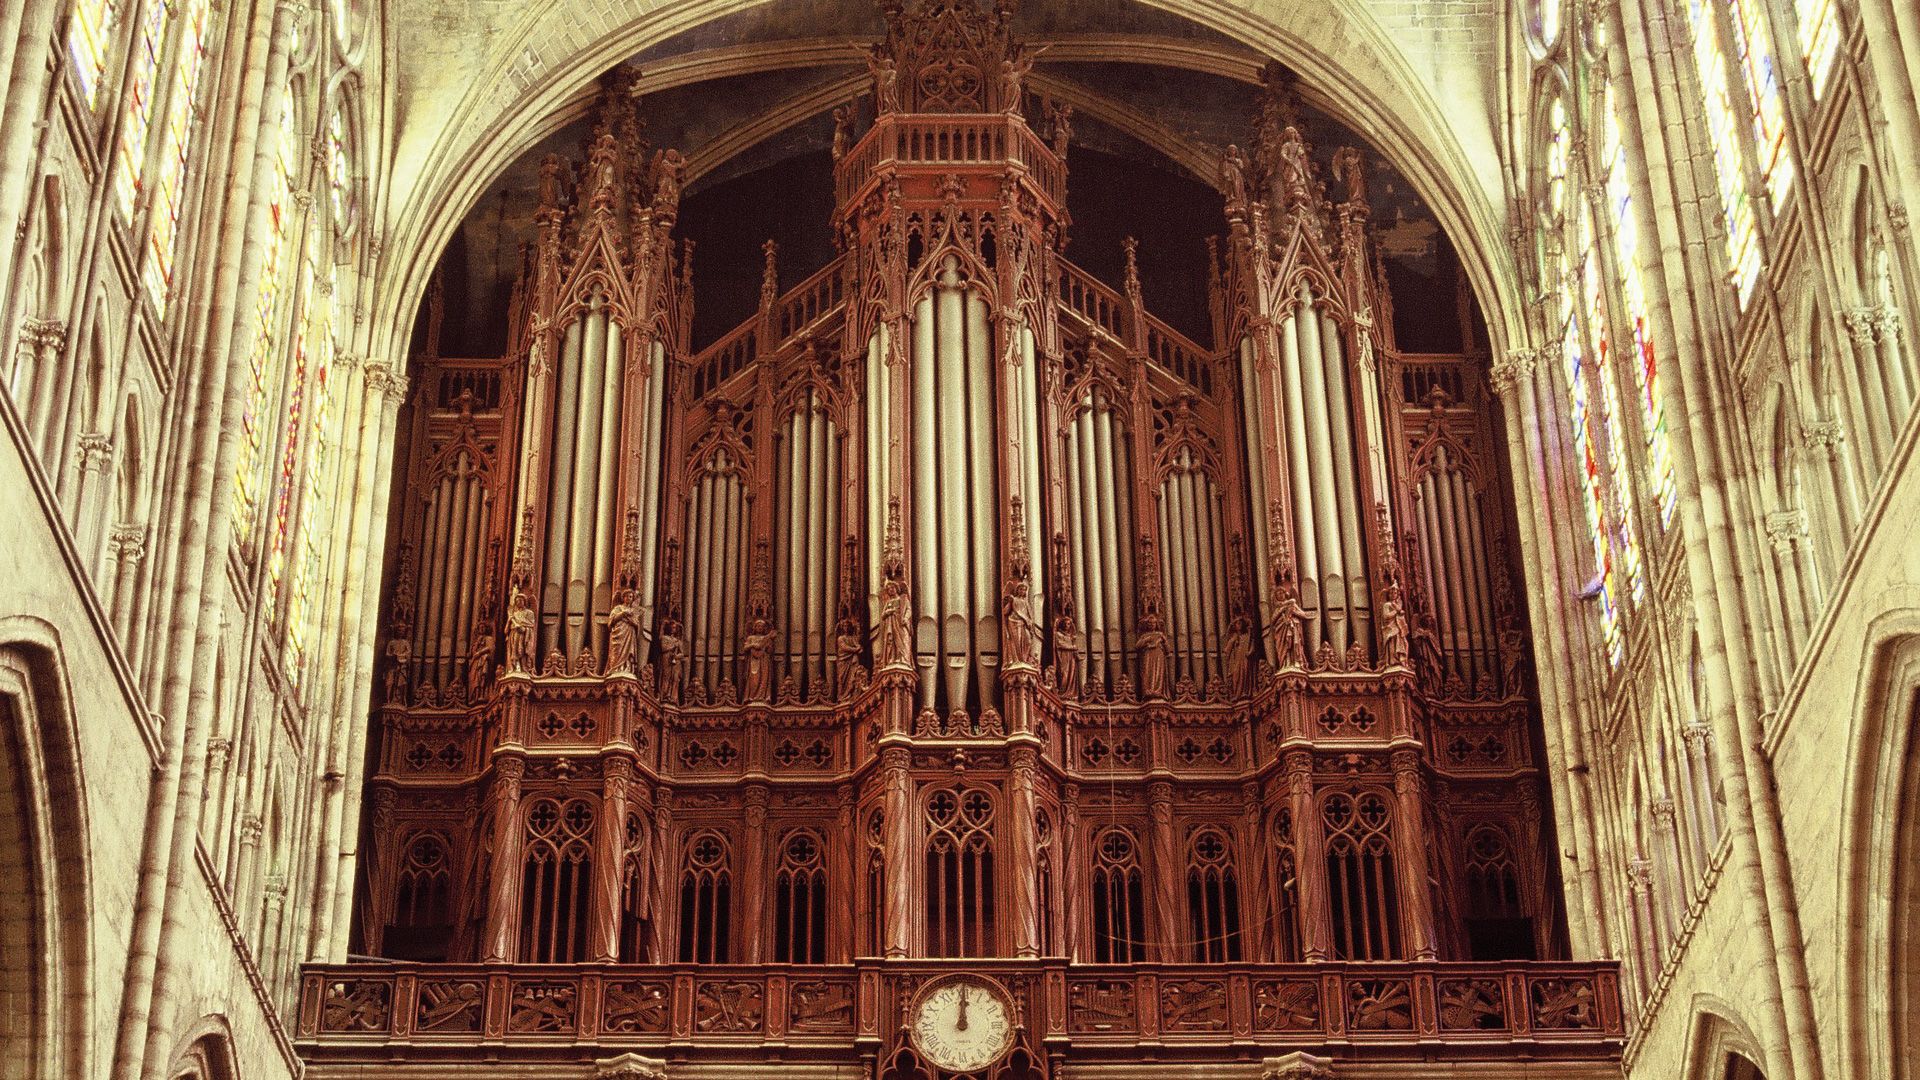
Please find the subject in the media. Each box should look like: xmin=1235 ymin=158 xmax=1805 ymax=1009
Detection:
xmin=297 ymin=958 xmax=1623 ymax=1062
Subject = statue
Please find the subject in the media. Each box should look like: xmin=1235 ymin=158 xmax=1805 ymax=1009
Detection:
xmin=383 ymin=637 xmax=412 ymax=703
xmin=1002 ymin=577 xmax=1040 ymax=668
xmin=1271 ymin=591 xmax=1307 ymax=669
xmin=1378 ymin=589 xmax=1408 ymax=669
xmin=1048 ymin=102 xmax=1073 ymax=159
xmin=653 ymin=148 xmax=684 ymax=210
xmin=1411 ymin=615 xmax=1445 ymax=686
xmin=605 ymin=588 xmax=640 ymax=676
xmin=1223 ymin=615 xmax=1253 ymax=697
xmin=1221 ymin=143 xmax=1249 ymax=207
xmin=1277 ymin=126 xmax=1311 ymax=202
xmin=1499 ymin=620 xmax=1528 ymax=694
xmin=466 ymin=631 xmax=494 ymax=699
xmin=875 ymin=576 xmax=913 ymax=671
xmin=867 ymin=47 xmax=899 ymax=112
xmin=835 ymin=619 xmax=866 ymax=697
xmin=997 ymin=47 xmax=1040 ymax=114
xmin=1331 ymin=145 xmax=1368 ymax=206
xmin=743 ymin=617 xmax=774 ymax=703
xmin=1137 ymin=613 xmax=1170 ymax=700
xmin=1052 ymin=613 xmax=1081 ymax=697
xmin=832 ymin=106 xmax=853 ymax=161
xmin=657 ymin=617 xmax=685 ymax=703
xmin=537 ymin=153 xmax=565 ymax=209
xmin=504 ymin=587 xmax=537 ymax=674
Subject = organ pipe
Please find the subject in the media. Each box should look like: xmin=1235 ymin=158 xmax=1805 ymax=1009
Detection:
xmin=1320 ymin=309 xmax=1369 ymax=653
xmin=965 ymin=291 xmax=999 ymax=709
xmin=635 ymin=339 xmax=668 ymax=666
xmin=911 ymin=292 xmax=941 ymax=710
xmin=1277 ymin=310 xmax=1322 ymax=649
xmin=1236 ymin=337 xmax=1275 ymax=664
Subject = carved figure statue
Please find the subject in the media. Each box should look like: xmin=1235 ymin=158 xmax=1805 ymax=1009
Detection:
xmin=1277 ymin=126 xmax=1311 ymax=201
xmin=537 ymin=153 xmax=565 ymax=209
xmin=1223 ymin=615 xmax=1253 ymax=697
xmin=653 ymin=148 xmax=684 ymax=210
xmin=1052 ymin=613 xmax=1081 ymax=696
xmin=874 ymin=575 xmax=913 ymax=671
xmin=1499 ymin=620 xmax=1527 ymax=694
xmin=657 ymin=617 xmax=685 ymax=703
xmin=832 ymin=106 xmax=853 ymax=161
xmin=743 ymin=617 xmax=774 ymax=703
xmin=1137 ymin=614 xmax=1170 ymax=700
xmin=383 ymin=637 xmax=412 ymax=703
xmin=867 ymin=47 xmax=899 ymax=112
xmin=466 ymin=631 xmax=494 ymax=699
xmin=1048 ymin=102 xmax=1073 ymax=158
xmin=835 ymin=620 xmax=866 ymax=697
xmin=998 ymin=47 xmax=1038 ymax=114
xmin=1221 ymin=143 xmax=1249 ymax=207
xmin=1001 ymin=576 xmax=1040 ymax=668
xmin=1331 ymin=145 xmax=1368 ymax=206
xmin=505 ymin=587 xmax=537 ymax=674
xmin=605 ymin=588 xmax=640 ymax=676
xmin=1271 ymin=592 xmax=1307 ymax=669
xmin=1377 ymin=582 xmax=1409 ymax=669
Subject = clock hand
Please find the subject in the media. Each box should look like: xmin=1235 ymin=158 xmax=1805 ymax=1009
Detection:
xmin=956 ymin=986 xmax=970 ymax=1032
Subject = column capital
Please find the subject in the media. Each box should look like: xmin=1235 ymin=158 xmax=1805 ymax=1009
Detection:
xmin=1763 ymin=508 xmax=1805 ymax=552
xmin=1649 ymin=796 xmax=1677 ymax=828
xmin=1261 ymin=1051 xmax=1335 ymax=1080
xmin=1626 ymin=857 xmax=1654 ymax=892
xmin=1488 ymin=348 xmax=1538 ymax=399
xmin=20 ymin=316 xmax=67 ymax=350
xmin=75 ymin=432 xmax=114 ymax=472
xmin=109 ymin=522 xmax=149 ymax=562
xmin=1846 ymin=307 xmax=1879 ymax=345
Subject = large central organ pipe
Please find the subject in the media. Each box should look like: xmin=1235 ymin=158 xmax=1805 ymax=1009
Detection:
xmin=535 ymin=295 xmax=626 ymax=661
xmin=910 ymin=257 xmax=1000 ymax=714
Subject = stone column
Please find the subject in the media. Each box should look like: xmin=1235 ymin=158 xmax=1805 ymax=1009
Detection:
xmin=881 ymin=745 xmax=913 ymax=957
xmin=482 ymin=755 xmax=527 ymax=962
xmin=17 ymin=317 xmax=65 ymax=455
xmin=739 ymin=785 xmax=768 ymax=963
xmin=1283 ymin=751 xmax=1331 ymax=960
xmin=1681 ymin=722 xmax=1719 ymax=865
xmin=1007 ymin=745 xmax=1041 ymax=956
xmin=1799 ymin=419 xmax=1858 ymax=560
xmin=1148 ymin=781 xmax=1181 ymax=961
xmin=1845 ymin=309 xmax=1895 ymax=471
xmin=72 ymin=431 xmax=114 ymax=563
xmin=590 ymin=756 xmax=635 ymax=961
xmin=107 ymin=523 xmax=149 ymax=639
xmin=1389 ymin=750 xmax=1437 ymax=960
xmin=1763 ymin=508 xmax=1817 ymax=655
xmin=1650 ymin=797 xmax=1688 ymax=943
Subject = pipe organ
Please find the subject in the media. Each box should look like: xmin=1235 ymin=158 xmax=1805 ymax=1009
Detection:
xmin=335 ymin=8 xmax=1621 ymax=1075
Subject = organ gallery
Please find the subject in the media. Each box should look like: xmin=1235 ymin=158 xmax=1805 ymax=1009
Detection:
xmin=304 ymin=1 xmax=1625 ymax=1073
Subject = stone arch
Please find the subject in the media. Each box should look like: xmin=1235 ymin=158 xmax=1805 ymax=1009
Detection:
xmin=1679 ymin=995 xmax=1771 ymax=1080
xmin=158 ymin=1015 xmax=240 ymax=1080
xmin=0 ymin=619 xmax=95 ymax=1080
xmin=367 ymin=0 xmax=1526 ymax=377
xmin=1837 ymin=602 xmax=1920 ymax=1079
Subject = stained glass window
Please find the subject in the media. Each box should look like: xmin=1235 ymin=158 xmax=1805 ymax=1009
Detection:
xmin=1686 ymin=0 xmax=1764 ymax=308
xmin=1794 ymin=0 xmax=1839 ymax=100
xmin=263 ymin=248 xmax=317 ymax=615
xmin=113 ymin=0 xmax=171 ymax=220
xmin=286 ymin=267 xmax=340 ymax=688
xmin=1559 ymin=262 xmax=1626 ymax=666
xmin=327 ymin=103 xmax=353 ymax=228
xmin=232 ymin=95 xmax=301 ymax=549
xmin=142 ymin=0 xmax=210 ymax=311
xmin=1577 ymin=206 xmax=1648 ymax=608
xmin=1600 ymin=84 xmax=1679 ymax=528
xmin=66 ymin=0 xmax=119 ymax=108
xmin=1723 ymin=0 xmax=1795 ymax=209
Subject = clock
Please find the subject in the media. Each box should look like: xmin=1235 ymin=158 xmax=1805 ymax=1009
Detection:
xmin=908 ymin=975 xmax=1015 ymax=1073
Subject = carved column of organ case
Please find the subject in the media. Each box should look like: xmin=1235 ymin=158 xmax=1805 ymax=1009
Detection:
xmin=356 ymin=5 xmax=1562 ymax=1040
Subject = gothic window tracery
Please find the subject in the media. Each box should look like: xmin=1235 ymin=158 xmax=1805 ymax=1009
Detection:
xmin=65 ymin=0 xmax=119 ymax=108
xmin=519 ymin=797 xmax=595 ymax=963
xmin=1684 ymin=0 xmax=1767 ymax=306
xmin=1090 ymin=826 xmax=1145 ymax=962
xmin=112 ymin=0 xmax=171 ymax=221
xmin=1323 ymin=791 xmax=1402 ymax=960
xmin=1185 ymin=826 xmax=1243 ymax=962
xmin=141 ymin=0 xmax=211 ymax=310
xmin=924 ymin=786 xmax=996 ymax=957
xmin=774 ymin=829 xmax=829 ymax=963
xmin=387 ymin=832 xmax=453 ymax=961
xmin=678 ymin=829 xmax=733 ymax=963
xmin=1272 ymin=807 xmax=1302 ymax=962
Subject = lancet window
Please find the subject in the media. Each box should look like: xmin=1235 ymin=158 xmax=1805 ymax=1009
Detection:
xmin=1722 ymin=0 xmax=1794 ymax=209
xmin=1186 ymin=827 xmax=1243 ymax=962
xmin=773 ymin=830 xmax=829 ymax=964
xmin=1685 ymin=0 xmax=1766 ymax=306
xmin=924 ymin=787 xmax=996 ymax=958
xmin=386 ymin=832 xmax=453 ymax=961
xmin=1323 ymin=791 xmax=1402 ymax=960
xmin=1090 ymin=826 xmax=1146 ymax=963
xmin=112 ymin=0 xmax=169 ymax=219
xmin=519 ymin=798 xmax=595 ymax=963
xmin=1271 ymin=807 xmax=1302 ymax=962
xmin=141 ymin=0 xmax=210 ymax=309
xmin=66 ymin=0 xmax=119 ymax=107
xmin=1793 ymin=0 xmax=1839 ymax=99
xmin=618 ymin=813 xmax=649 ymax=962
xmin=677 ymin=830 xmax=733 ymax=963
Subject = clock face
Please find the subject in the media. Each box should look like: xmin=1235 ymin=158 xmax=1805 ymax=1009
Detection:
xmin=910 ymin=977 xmax=1014 ymax=1073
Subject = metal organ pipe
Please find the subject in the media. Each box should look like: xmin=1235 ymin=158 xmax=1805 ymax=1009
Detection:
xmin=1295 ymin=288 xmax=1347 ymax=656
xmin=911 ymin=294 xmax=941 ymax=709
xmin=1276 ymin=309 xmax=1322 ymax=649
xmin=822 ymin=416 xmax=840 ymax=692
xmin=542 ymin=319 xmax=585 ymax=656
xmin=1415 ymin=473 xmax=1457 ymax=681
xmin=965 ymin=291 xmax=999 ymax=710
xmin=721 ymin=461 xmax=744 ymax=691
xmin=1063 ymin=408 xmax=1094 ymax=689
xmin=1320 ymin=309 xmax=1369 ymax=654
xmin=806 ymin=401 xmax=831 ymax=690
xmin=773 ymin=408 xmax=796 ymax=681
xmin=635 ymin=339 xmax=668 ymax=665
xmin=415 ymin=473 xmax=450 ymax=677
xmin=1236 ymin=337 xmax=1274 ymax=664
xmin=588 ymin=320 xmax=624 ymax=657
xmin=1017 ymin=327 xmax=1044 ymax=615
xmin=1462 ymin=482 xmax=1497 ymax=684
xmin=440 ymin=459 xmax=474 ymax=687
xmin=934 ymin=266 xmax=973 ymax=713
xmin=565 ymin=301 xmax=608 ymax=657
xmin=1093 ymin=405 xmax=1125 ymax=685
xmin=1073 ymin=404 xmax=1107 ymax=687
xmin=865 ymin=328 xmax=890 ymax=616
